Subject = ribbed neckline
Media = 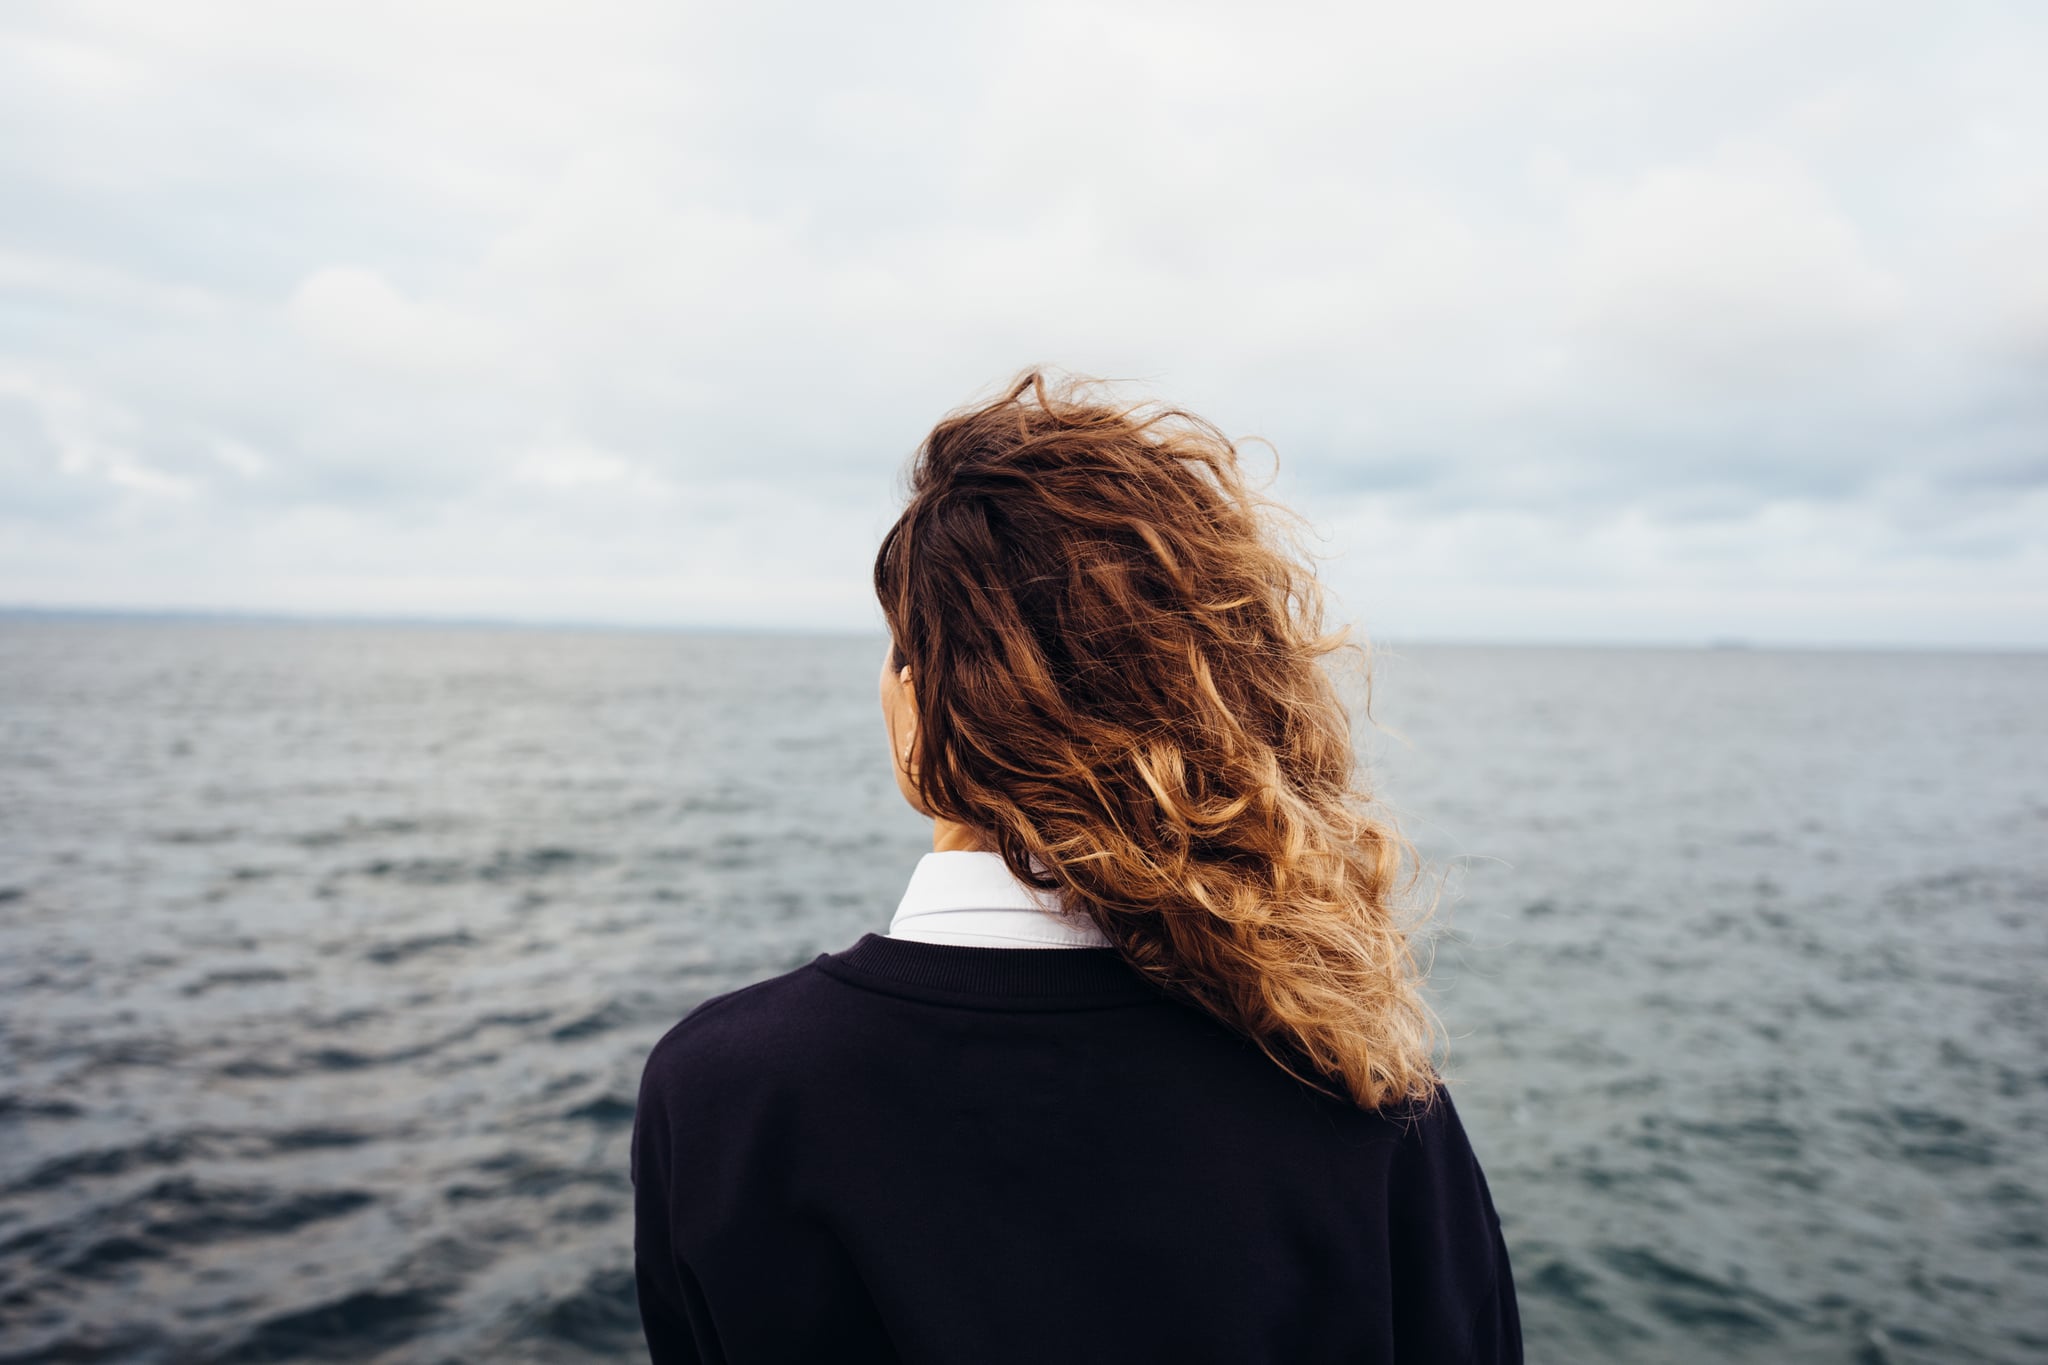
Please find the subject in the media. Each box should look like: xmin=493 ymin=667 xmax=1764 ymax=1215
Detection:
xmin=814 ymin=932 xmax=1170 ymax=1011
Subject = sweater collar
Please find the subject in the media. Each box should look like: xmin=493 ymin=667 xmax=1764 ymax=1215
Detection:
xmin=816 ymin=931 xmax=1166 ymax=1010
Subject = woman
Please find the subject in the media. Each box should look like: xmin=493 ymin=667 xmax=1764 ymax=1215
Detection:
xmin=631 ymin=371 xmax=1521 ymax=1364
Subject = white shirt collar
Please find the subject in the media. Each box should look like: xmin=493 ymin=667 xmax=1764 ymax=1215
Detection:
xmin=888 ymin=850 xmax=1114 ymax=949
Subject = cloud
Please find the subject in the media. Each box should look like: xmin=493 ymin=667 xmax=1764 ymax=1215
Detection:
xmin=508 ymin=437 xmax=674 ymax=498
xmin=1562 ymin=145 xmax=1905 ymax=387
xmin=0 ymin=0 xmax=2043 ymax=645
xmin=287 ymin=266 xmax=506 ymax=377
xmin=0 ymin=366 xmax=194 ymax=500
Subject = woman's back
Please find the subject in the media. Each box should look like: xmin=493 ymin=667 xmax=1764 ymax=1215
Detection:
xmin=633 ymin=370 xmax=1521 ymax=1361
xmin=632 ymin=932 xmax=1520 ymax=1364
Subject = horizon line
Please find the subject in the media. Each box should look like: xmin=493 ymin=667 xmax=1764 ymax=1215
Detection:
xmin=0 ymin=603 xmax=2039 ymax=655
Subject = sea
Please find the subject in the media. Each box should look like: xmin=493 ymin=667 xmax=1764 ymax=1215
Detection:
xmin=0 ymin=617 xmax=2042 ymax=1364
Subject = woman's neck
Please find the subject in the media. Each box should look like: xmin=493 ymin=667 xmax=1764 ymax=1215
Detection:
xmin=931 ymin=817 xmax=994 ymax=854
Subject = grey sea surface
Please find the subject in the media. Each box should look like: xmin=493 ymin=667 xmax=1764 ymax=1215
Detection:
xmin=0 ymin=619 xmax=2043 ymax=1364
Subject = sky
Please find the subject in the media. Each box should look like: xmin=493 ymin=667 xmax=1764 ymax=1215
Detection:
xmin=2 ymin=0 xmax=2043 ymax=648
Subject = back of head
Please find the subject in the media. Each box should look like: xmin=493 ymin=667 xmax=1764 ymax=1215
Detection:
xmin=873 ymin=369 xmax=1441 ymax=1111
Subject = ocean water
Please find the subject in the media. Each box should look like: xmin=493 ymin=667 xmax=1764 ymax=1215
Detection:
xmin=0 ymin=619 xmax=2042 ymax=1364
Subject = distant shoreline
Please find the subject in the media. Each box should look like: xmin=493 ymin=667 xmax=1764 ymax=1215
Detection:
xmin=0 ymin=603 xmax=853 ymax=640
xmin=1 ymin=604 xmax=2038 ymax=655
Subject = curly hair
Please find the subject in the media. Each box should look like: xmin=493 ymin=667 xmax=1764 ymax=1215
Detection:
xmin=873 ymin=369 xmax=1443 ymax=1111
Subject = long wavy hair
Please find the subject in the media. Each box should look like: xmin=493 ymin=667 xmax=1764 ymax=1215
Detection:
xmin=873 ymin=369 xmax=1443 ymax=1111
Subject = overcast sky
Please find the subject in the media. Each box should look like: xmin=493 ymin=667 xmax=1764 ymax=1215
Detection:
xmin=2 ymin=1 xmax=2042 ymax=647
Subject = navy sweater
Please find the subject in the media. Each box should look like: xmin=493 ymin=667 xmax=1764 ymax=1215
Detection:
xmin=631 ymin=932 xmax=1521 ymax=1364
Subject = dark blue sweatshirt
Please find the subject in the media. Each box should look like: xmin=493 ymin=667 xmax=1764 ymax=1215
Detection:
xmin=631 ymin=932 xmax=1521 ymax=1364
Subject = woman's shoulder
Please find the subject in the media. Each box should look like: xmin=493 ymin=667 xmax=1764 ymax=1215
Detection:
xmin=636 ymin=952 xmax=849 ymax=1100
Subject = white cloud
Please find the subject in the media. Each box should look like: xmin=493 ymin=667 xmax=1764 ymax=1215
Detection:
xmin=0 ymin=249 xmax=218 ymax=315
xmin=210 ymin=437 xmax=267 ymax=478
xmin=0 ymin=366 xmax=195 ymax=499
xmin=507 ymin=437 xmax=677 ymax=498
xmin=286 ymin=266 xmax=506 ymax=377
xmin=0 ymin=0 xmax=2043 ymax=644
xmin=1562 ymin=145 xmax=1905 ymax=387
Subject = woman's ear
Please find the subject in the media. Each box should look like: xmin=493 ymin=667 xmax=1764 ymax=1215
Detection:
xmin=896 ymin=669 xmax=916 ymax=761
